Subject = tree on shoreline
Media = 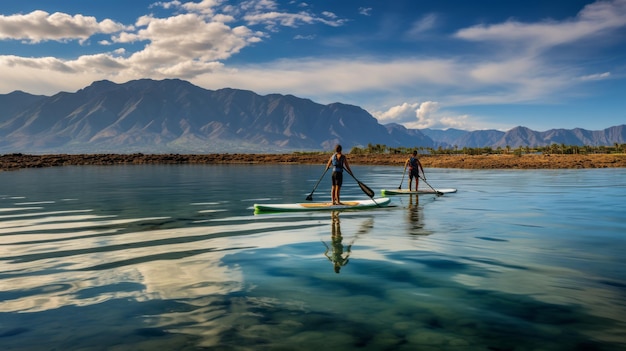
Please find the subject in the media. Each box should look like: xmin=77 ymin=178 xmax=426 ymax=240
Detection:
xmin=348 ymin=143 xmax=626 ymax=156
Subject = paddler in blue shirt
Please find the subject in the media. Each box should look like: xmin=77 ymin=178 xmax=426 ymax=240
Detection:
xmin=405 ymin=150 xmax=425 ymax=191
xmin=325 ymin=144 xmax=353 ymax=205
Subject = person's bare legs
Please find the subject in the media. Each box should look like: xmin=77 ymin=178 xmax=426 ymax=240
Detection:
xmin=336 ymin=186 xmax=343 ymax=205
xmin=332 ymin=186 xmax=343 ymax=205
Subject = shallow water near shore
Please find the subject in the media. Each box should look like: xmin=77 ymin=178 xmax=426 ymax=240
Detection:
xmin=1 ymin=165 xmax=625 ymax=350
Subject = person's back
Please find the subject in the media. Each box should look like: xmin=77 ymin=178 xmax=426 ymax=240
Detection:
xmin=408 ymin=155 xmax=418 ymax=170
xmin=406 ymin=150 xmax=423 ymax=191
xmin=326 ymin=144 xmax=352 ymax=205
xmin=332 ymin=153 xmax=345 ymax=172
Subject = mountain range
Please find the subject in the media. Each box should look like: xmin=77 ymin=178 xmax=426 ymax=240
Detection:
xmin=0 ymin=79 xmax=624 ymax=154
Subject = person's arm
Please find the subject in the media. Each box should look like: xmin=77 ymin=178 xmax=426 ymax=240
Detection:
xmin=418 ymin=159 xmax=425 ymax=178
xmin=343 ymin=156 xmax=352 ymax=174
xmin=325 ymin=156 xmax=332 ymax=170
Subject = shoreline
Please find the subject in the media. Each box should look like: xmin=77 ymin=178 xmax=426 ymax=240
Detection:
xmin=2 ymin=153 xmax=626 ymax=171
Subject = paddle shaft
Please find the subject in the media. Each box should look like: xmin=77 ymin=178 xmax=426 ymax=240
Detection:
xmin=419 ymin=175 xmax=443 ymax=196
xmin=306 ymin=167 xmax=329 ymax=201
xmin=345 ymin=169 xmax=379 ymax=206
xmin=398 ymin=166 xmax=407 ymax=189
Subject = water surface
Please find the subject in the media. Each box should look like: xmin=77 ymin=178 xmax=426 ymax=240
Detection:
xmin=1 ymin=165 xmax=625 ymax=350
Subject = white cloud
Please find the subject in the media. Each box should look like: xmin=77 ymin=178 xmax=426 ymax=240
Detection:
xmin=240 ymin=0 xmax=278 ymax=12
xmin=371 ymin=101 xmax=480 ymax=130
xmin=358 ymin=7 xmax=372 ymax=16
xmin=1 ymin=55 xmax=75 ymax=73
xmin=417 ymin=101 xmax=439 ymax=121
xmin=372 ymin=103 xmax=419 ymax=123
xmin=406 ymin=13 xmax=438 ymax=37
xmin=0 ymin=10 xmax=129 ymax=43
xmin=188 ymin=57 xmax=464 ymax=98
xmin=455 ymin=0 xmax=626 ymax=50
xmin=107 ymin=13 xmax=262 ymax=77
xmin=0 ymin=0 xmax=347 ymax=92
xmin=405 ymin=102 xmax=477 ymax=130
xmin=579 ymin=72 xmax=611 ymax=81
xmin=243 ymin=11 xmax=346 ymax=29
xmin=391 ymin=101 xmax=439 ymax=129
xmin=180 ymin=0 xmax=224 ymax=15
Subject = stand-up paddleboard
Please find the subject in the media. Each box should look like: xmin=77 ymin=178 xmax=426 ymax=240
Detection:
xmin=381 ymin=188 xmax=457 ymax=196
xmin=254 ymin=197 xmax=390 ymax=213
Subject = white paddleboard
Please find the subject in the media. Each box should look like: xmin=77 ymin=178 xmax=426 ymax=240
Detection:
xmin=381 ymin=188 xmax=457 ymax=196
xmin=254 ymin=197 xmax=391 ymax=213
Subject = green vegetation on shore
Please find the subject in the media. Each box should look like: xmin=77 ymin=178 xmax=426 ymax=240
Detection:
xmin=348 ymin=143 xmax=626 ymax=156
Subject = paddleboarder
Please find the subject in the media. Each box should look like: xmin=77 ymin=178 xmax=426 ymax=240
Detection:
xmin=326 ymin=144 xmax=353 ymax=205
xmin=405 ymin=150 xmax=425 ymax=191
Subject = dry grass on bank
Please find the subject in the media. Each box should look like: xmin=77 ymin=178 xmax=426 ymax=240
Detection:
xmin=2 ymin=153 xmax=626 ymax=171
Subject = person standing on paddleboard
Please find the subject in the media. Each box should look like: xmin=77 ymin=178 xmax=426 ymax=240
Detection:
xmin=326 ymin=144 xmax=353 ymax=205
xmin=405 ymin=150 xmax=425 ymax=191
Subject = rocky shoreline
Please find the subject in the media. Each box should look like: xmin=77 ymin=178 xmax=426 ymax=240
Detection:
xmin=2 ymin=153 xmax=626 ymax=171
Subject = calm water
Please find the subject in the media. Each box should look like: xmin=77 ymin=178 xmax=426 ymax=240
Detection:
xmin=0 ymin=164 xmax=625 ymax=351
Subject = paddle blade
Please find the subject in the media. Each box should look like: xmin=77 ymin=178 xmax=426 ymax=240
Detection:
xmin=345 ymin=169 xmax=375 ymax=199
xmin=305 ymin=194 xmax=313 ymax=201
xmin=358 ymin=181 xmax=375 ymax=198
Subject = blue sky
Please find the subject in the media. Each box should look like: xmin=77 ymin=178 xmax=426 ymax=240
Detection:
xmin=1 ymin=0 xmax=624 ymax=131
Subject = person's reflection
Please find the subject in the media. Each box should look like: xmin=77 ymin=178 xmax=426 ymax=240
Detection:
xmin=408 ymin=195 xmax=420 ymax=222
xmin=407 ymin=195 xmax=426 ymax=234
xmin=323 ymin=211 xmax=352 ymax=273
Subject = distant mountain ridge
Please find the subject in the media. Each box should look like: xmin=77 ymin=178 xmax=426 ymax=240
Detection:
xmin=0 ymin=78 xmax=623 ymax=153
xmin=0 ymin=79 xmax=433 ymax=153
xmin=422 ymin=125 xmax=626 ymax=149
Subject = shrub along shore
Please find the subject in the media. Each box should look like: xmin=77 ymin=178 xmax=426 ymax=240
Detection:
xmin=2 ymin=153 xmax=626 ymax=171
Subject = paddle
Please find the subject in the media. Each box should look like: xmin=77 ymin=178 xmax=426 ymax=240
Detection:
xmin=419 ymin=175 xmax=443 ymax=196
xmin=398 ymin=166 xmax=407 ymax=189
xmin=306 ymin=167 xmax=329 ymax=201
xmin=345 ymin=168 xmax=377 ymax=204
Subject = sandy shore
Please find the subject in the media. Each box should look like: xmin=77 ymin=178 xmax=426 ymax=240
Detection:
xmin=2 ymin=153 xmax=626 ymax=171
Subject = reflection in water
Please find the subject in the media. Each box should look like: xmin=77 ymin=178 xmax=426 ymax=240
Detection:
xmin=2 ymin=166 xmax=626 ymax=350
xmin=322 ymin=211 xmax=373 ymax=273
xmin=323 ymin=212 xmax=351 ymax=273
xmin=407 ymin=195 xmax=432 ymax=236
xmin=0 ymin=202 xmax=323 ymax=315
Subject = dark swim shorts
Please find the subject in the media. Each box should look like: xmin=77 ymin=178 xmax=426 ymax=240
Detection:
xmin=332 ymin=171 xmax=343 ymax=186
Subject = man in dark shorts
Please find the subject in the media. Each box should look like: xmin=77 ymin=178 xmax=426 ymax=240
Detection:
xmin=326 ymin=144 xmax=353 ymax=205
xmin=405 ymin=150 xmax=425 ymax=191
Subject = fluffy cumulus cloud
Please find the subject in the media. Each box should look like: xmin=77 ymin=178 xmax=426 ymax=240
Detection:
xmin=409 ymin=102 xmax=475 ymax=130
xmin=373 ymin=101 xmax=444 ymax=129
xmin=372 ymin=103 xmax=419 ymax=124
xmin=416 ymin=101 xmax=440 ymax=124
xmin=0 ymin=10 xmax=129 ymax=43
xmin=0 ymin=0 xmax=345 ymax=85
xmin=111 ymin=13 xmax=261 ymax=76
xmin=372 ymin=101 xmax=478 ymax=130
